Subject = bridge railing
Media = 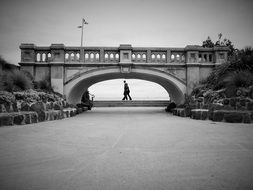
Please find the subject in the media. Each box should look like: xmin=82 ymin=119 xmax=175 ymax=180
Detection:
xmin=19 ymin=44 xmax=229 ymax=65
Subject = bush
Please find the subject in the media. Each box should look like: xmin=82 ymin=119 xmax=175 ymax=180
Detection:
xmin=34 ymin=76 xmax=53 ymax=92
xmin=204 ymin=47 xmax=253 ymax=90
xmin=1 ymin=70 xmax=32 ymax=92
xmin=22 ymin=70 xmax=34 ymax=81
xmin=165 ymin=102 xmax=176 ymax=112
xmin=221 ymin=71 xmax=253 ymax=88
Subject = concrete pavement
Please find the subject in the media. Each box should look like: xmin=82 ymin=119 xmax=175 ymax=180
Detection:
xmin=0 ymin=107 xmax=253 ymax=190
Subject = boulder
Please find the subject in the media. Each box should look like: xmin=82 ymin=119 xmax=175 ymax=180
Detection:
xmin=246 ymin=102 xmax=253 ymax=111
xmin=243 ymin=113 xmax=251 ymax=123
xmin=46 ymin=102 xmax=53 ymax=110
xmin=30 ymin=102 xmax=46 ymax=112
xmin=239 ymin=99 xmax=246 ymax=106
xmin=30 ymin=102 xmax=47 ymax=122
xmin=0 ymin=104 xmax=7 ymax=113
xmin=212 ymin=111 xmax=224 ymax=122
xmin=53 ymin=102 xmax=63 ymax=110
xmin=21 ymin=102 xmax=30 ymax=111
xmin=0 ymin=114 xmax=14 ymax=126
xmin=229 ymin=98 xmax=236 ymax=108
xmin=24 ymin=113 xmax=32 ymax=124
xmin=191 ymin=109 xmax=209 ymax=120
xmin=4 ymin=103 xmax=14 ymax=112
xmin=12 ymin=103 xmax=19 ymax=112
xmin=249 ymin=88 xmax=253 ymax=99
xmin=223 ymin=99 xmax=230 ymax=105
xmin=13 ymin=114 xmax=25 ymax=125
xmin=224 ymin=113 xmax=243 ymax=123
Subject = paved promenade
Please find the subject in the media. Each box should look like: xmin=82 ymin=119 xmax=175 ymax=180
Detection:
xmin=0 ymin=107 xmax=253 ymax=190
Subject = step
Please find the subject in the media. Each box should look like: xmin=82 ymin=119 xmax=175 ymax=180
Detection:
xmin=93 ymin=100 xmax=170 ymax=107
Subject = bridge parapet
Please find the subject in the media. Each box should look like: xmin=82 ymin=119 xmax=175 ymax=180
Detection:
xmin=19 ymin=44 xmax=229 ymax=65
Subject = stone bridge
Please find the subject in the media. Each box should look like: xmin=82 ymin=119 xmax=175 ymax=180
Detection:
xmin=19 ymin=44 xmax=228 ymax=104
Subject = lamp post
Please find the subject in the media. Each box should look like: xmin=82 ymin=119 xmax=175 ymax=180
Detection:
xmin=78 ymin=18 xmax=88 ymax=47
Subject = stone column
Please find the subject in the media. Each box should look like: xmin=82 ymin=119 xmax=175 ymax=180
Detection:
xmin=186 ymin=50 xmax=200 ymax=95
xmin=186 ymin=63 xmax=200 ymax=95
xmin=100 ymin=48 xmax=104 ymax=62
xmin=166 ymin=50 xmax=171 ymax=63
xmin=50 ymin=44 xmax=65 ymax=95
xmin=19 ymin=44 xmax=36 ymax=76
xmin=80 ymin=48 xmax=84 ymax=62
xmin=50 ymin=66 xmax=64 ymax=95
xmin=147 ymin=49 xmax=151 ymax=63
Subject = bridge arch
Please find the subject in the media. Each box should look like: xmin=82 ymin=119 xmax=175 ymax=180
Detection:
xmin=64 ymin=67 xmax=186 ymax=105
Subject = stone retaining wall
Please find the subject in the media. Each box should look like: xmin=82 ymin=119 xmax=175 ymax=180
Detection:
xmin=172 ymin=107 xmax=253 ymax=123
xmin=0 ymin=101 xmax=89 ymax=127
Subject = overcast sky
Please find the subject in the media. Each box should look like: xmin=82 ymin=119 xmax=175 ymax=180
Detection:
xmin=1 ymin=0 xmax=253 ymax=99
xmin=0 ymin=0 xmax=253 ymax=64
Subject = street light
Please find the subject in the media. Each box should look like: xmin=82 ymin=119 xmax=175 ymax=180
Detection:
xmin=78 ymin=18 xmax=88 ymax=47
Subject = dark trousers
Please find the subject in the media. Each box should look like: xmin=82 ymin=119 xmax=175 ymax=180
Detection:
xmin=122 ymin=91 xmax=132 ymax=100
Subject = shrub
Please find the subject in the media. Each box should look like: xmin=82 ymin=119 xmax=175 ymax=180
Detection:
xmin=22 ymin=70 xmax=34 ymax=81
xmin=165 ymin=102 xmax=176 ymax=112
xmin=1 ymin=70 xmax=32 ymax=92
xmin=34 ymin=76 xmax=53 ymax=92
xmin=221 ymin=71 xmax=253 ymax=88
xmin=203 ymin=47 xmax=253 ymax=90
xmin=0 ymin=56 xmax=19 ymax=71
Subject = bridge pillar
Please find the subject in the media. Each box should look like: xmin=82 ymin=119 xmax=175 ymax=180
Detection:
xmin=50 ymin=44 xmax=65 ymax=95
xmin=50 ymin=66 xmax=64 ymax=95
xmin=186 ymin=63 xmax=200 ymax=95
xmin=186 ymin=50 xmax=200 ymax=95
xmin=19 ymin=44 xmax=36 ymax=76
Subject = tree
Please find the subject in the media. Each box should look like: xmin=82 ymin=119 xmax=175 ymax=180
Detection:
xmin=202 ymin=36 xmax=214 ymax=48
xmin=202 ymin=33 xmax=235 ymax=57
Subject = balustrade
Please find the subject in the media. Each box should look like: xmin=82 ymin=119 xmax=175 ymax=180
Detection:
xmin=132 ymin=51 xmax=147 ymax=63
xmin=84 ymin=51 xmax=100 ymax=62
xmin=170 ymin=52 xmax=185 ymax=63
xmin=65 ymin=51 xmax=81 ymax=62
xmin=36 ymin=52 xmax=51 ymax=62
xmin=104 ymin=51 xmax=119 ymax=63
xmin=20 ymin=44 xmax=229 ymax=65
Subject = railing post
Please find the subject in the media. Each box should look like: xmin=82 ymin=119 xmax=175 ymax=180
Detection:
xmin=166 ymin=49 xmax=171 ymax=63
xmin=147 ymin=49 xmax=151 ymax=63
xmin=100 ymin=48 xmax=104 ymax=62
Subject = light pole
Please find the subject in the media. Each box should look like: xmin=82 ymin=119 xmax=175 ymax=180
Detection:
xmin=78 ymin=18 xmax=88 ymax=47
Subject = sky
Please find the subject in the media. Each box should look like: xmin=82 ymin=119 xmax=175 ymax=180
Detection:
xmin=0 ymin=0 xmax=253 ymax=99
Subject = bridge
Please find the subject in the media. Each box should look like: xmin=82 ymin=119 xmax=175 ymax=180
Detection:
xmin=19 ymin=44 xmax=228 ymax=105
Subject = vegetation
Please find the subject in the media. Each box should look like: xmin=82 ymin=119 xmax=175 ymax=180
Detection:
xmin=34 ymin=76 xmax=53 ymax=92
xmin=0 ymin=56 xmax=19 ymax=71
xmin=0 ymin=56 xmax=54 ymax=93
xmin=191 ymin=45 xmax=253 ymax=102
xmin=202 ymin=33 xmax=235 ymax=57
xmin=0 ymin=70 xmax=32 ymax=92
xmin=203 ymin=47 xmax=253 ymax=90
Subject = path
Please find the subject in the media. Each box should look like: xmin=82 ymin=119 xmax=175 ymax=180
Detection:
xmin=0 ymin=107 xmax=253 ymax=190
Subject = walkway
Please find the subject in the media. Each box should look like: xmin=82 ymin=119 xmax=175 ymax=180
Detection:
xmin=0 ymin=107 xmax=253 ymax=190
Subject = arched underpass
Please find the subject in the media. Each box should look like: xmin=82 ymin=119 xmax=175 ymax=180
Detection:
xmin=64 ymin=67 xmax=186 ymax=105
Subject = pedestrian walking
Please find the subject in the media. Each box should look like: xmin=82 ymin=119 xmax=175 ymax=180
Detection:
xmin=122 ymin=80 xmax=132 ymax=100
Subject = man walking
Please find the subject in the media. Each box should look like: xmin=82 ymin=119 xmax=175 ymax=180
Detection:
xmin=122 ymin=80 xmax=132 ymax=100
